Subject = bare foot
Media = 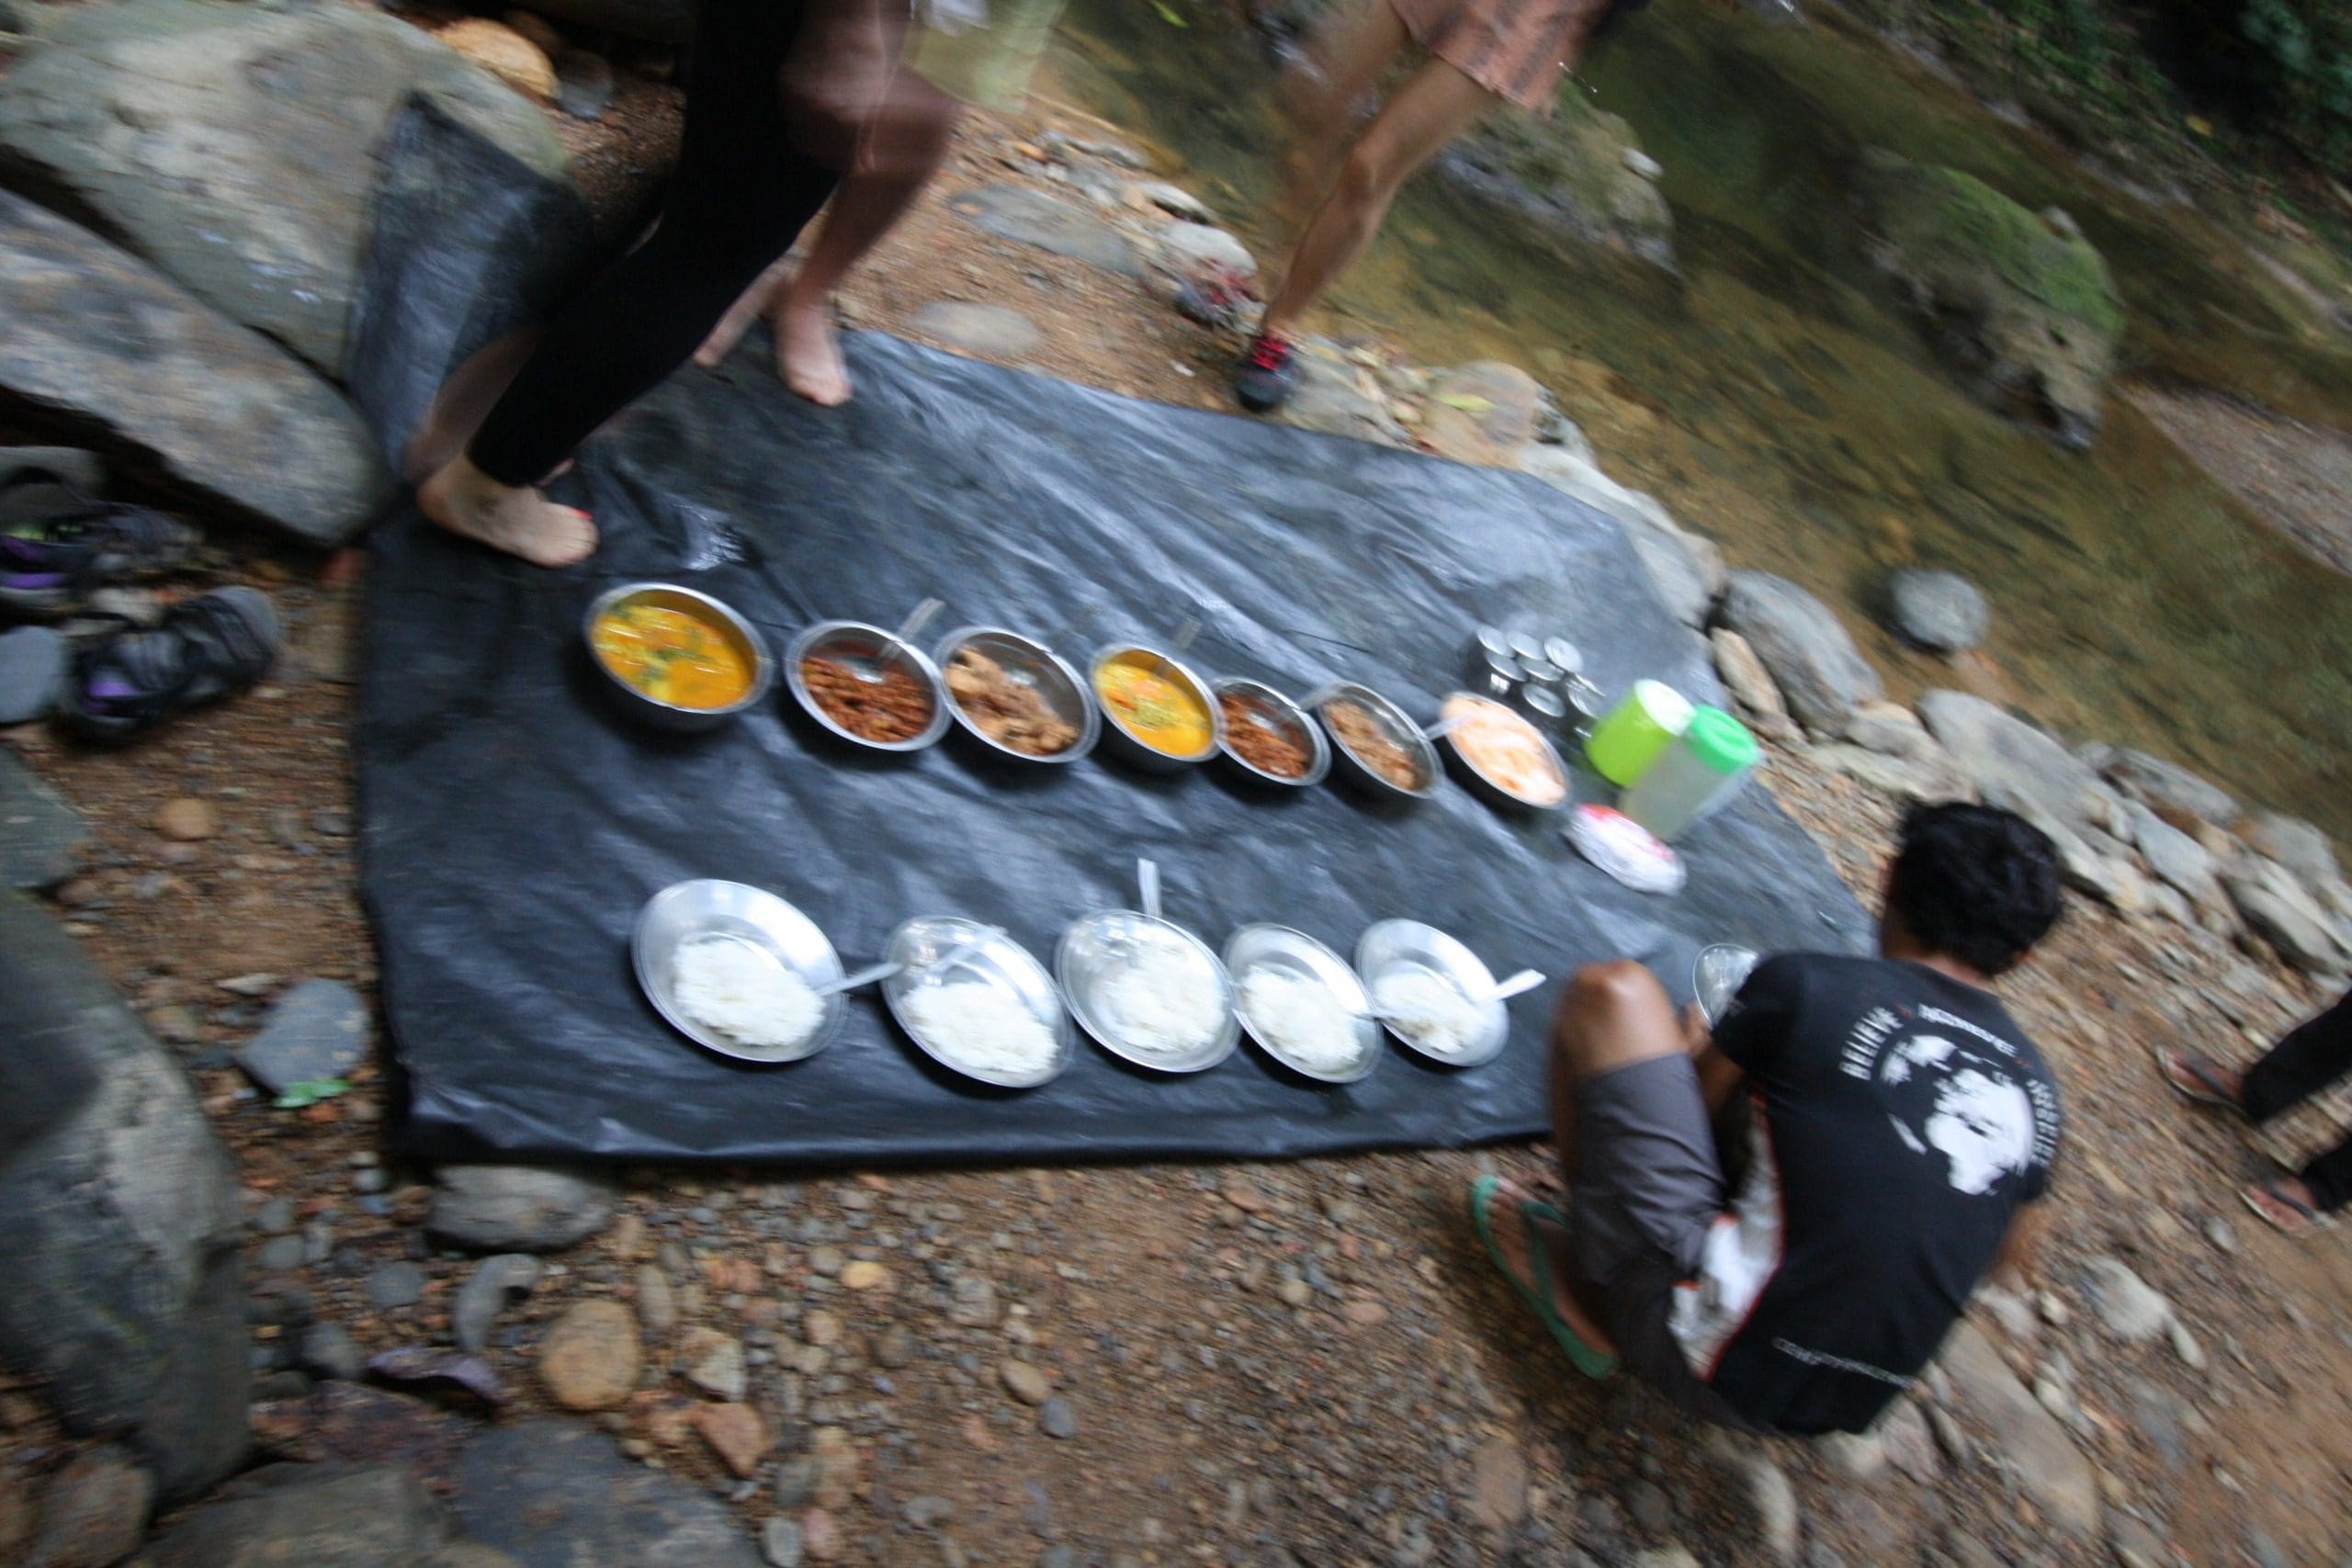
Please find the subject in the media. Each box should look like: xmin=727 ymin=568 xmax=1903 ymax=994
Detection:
xmin=418 ymin=456 xmax=597 ymax=569
xmin=1488 ymin=1178 xmax=1618 ymax=1356
xmin=2155 ymin=1048 xmax=2246 ymax=1113
xmin=694 ymin=259 xmax=793 ymax=370
xmin=2244 ymin=1176 xmax=2333 ymax=1238
xmin=777 ymin=294 xmax=852 ymax=407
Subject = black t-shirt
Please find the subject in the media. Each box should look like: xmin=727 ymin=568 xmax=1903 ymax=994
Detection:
xmin=1689 ymin=953 xmax=2062 ymax=1435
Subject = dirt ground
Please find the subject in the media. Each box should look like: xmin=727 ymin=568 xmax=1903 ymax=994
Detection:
xmin=12 ymin=47 xmax=2352 ymax=1568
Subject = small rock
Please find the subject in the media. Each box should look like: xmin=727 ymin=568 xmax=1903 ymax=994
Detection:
xmin=24 ymin=1445 xmax=151 ymax=1568
xmin=0 ymin=626 xmax=66 ymax=724
xmin=690 ymin=1401 xmax=768 ymax=1477
xmin=801 ymin=1507 xmax=840 ymax=1562
xmin=429 ymin=1163 xmax=616 ymax=1251
xmin=255 ymin=1234 xmax=306 ymax=1272
xmin=763 ymin=1516 xmax=805 ymax=1568
xmin=636 ymin=1263 xmax=677 ymax=1337
xmin=538 ymin=1299 xmax=642 ymax=1410
xmin=2082 ymin=1255 xmax=2174 ymax=1342
xmin=454 ymin=1254 xmax=543 ymax=1353
xmin=1711 ymin=626 xmax=1799 ymax=741
xmin=808 ymin=1246 xmax=845 ymax=1278
xmin=1883 ymin=568 xmax=1989 ymax=653
xmin=233 ymin=976 xmax=368 ymax=1096
xmin=873 ymin=1324 xmax=915 ymax=1369
xmin=298 ymin=1322 xmax=364 ymax=1382
xmin=1001 ymin=1359 xmax=1050 ymax=1405
xmin=840 ymin=1260 xmax=888 ymax=1292
xmin=2107 ymin=1509 xmax=2170 ymax=1568
xmin=1036 ymin=1396 xmax=1078 ymax=1439
xmin=909 ymin=300 xmax=1043 ymax=359
xmin=1276 ymin=1277 xmax=1312 ymax=1308
xmin=2167 ymin=1317 xmax=2207 ymax=1371
xmin=367 ymin=1260 xmax=427 ymax=1311
xmin=1466 ymin=1438 xmax=1528 ymax=1531
xmin=774 ymin=1456 xmax=818 ymax=1509
xmin=2203 ymin=1217 xmax=2238 ymax=1254
xmin=435 ymin=17 xmax=557 ymax=100
xmin=1155 ymin=220 xmax=1257 ymax=281
xmin=1626 ymin=1479 xmax=1674 ymax=1534
xmin=155 ymin=796 xmax=217 ymax=840
xmin=1717 ymin=571 xmax=1883 ymax=737
xmin=2241 ymin=810 xmax=2340 ymax=888
xmin=681 ymin=1326 xmax=748 ymax=1402
xmin=1702 ymin=1434 xmax=1799 ymax=1563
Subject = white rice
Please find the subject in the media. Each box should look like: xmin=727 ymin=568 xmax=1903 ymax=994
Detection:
xmin=1372 ymin=969 xmax=1482 ymax=1058
xmin=1099 ymin=940 xmax=1226 ymax=1055
xmin=1238 ymin=968 xmax=1361 ymax=1070
xmin=672 ymin=937 xmax=823 ymax=1049
xmin=903 ymin=978 xmax=1058 ymax=1076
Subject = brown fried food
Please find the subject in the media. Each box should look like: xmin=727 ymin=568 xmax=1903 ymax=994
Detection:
xmin=945 ymin=648 xmax=1080 ymax=757
xmin=1218 ymin=693 xmax=1311 ymax=778
xmin=801 ymin=653 xmax=934 ymax=742
xmin=1327 ymin=699 xmax=1424 ymax=789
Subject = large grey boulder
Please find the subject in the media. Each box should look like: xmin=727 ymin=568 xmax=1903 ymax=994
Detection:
xmin=1517 ymin=446 xmax=1724 ymax=628
xmin=1936 ymin=1323 xmax=2098 ymax=1536
xmin=1883 ymin=568 xmax=1989 ymax=654
xmin=1 ymin=748 xmax=85 ymax=891
xmin=1716 ymin=571 xmax=1883 ymax=736
xmin=139 ymin=1462 xmax=450 ymax=1566
xmin=2241 ymin=811 xmax=2342 ymax=890
xmin=0 ymin=0 xmax=573 ymax=375
xmin=2121 ymin=799 xmax=2226 ymax=915
xmin=2101 ymin=748 xmax=2240 ymax=829
xmin=0 ymin=893 xmax=247 ymax=1500
xmin=1916 ymin=690 xmax=2115 ymax=842
xmin=0 ymin=191 xmax=391 ymax=547
xmin=2222 ymin=858 xmax=2349 ymax=979
xmin=1440 ymin=93 xmax=1676 ymax=271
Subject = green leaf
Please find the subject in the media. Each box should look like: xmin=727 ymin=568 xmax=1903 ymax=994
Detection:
xmin=1152 ymin=0 xmax=1189 ymax=26
xmin=275 ymin=1077 xmax=350 ymax=1110
xmin=1434 ymin=392 xmax=1495 ymax=414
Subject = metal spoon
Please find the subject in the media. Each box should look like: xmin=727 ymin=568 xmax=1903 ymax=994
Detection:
xmin=812 ymin=961 xmax=902 ymax=998
xmin=847 ymin=597 xmax=944 ymax=684
xmin=1359 ymin=967 xmax=1544 ymax=1023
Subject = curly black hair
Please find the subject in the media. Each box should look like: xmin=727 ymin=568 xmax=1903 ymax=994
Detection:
xmin=1885 ymin=802 xmax=2064 ymax=976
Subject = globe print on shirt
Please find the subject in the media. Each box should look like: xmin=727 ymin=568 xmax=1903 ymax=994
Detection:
xmin=1843 ymin=1002 xmax=2060 ymax=1199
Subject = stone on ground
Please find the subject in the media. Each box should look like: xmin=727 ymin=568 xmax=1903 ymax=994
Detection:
xmin=1883 ymin=567 xmax=1989 ymax=653
xmin=0 ymin=0 xmax=574 ymax=374
xmin=1717 ymin=571 xmax=1883 ymax=736
xmin=1464 ymin=1438 xmax=1528 ymax=1531
xmin=452 ymin=1421 xmax=763 ymax=1567
xmin=23 ymin=1444 xmax=152 ymax=1568
xmin=1515 ymin=445 xmax=1724 ymax=627
xmin=139 ymin=1461 xmax=448 ymax=1566
xmin=537 ymin=1300 xmax=641 ymax=1410
xmin=2121 ymin=800 xmax=2227 ymax=914
xmin=2222 ymin=858 xmax=2350 ymax=977
xmin=1 ymin=750 xmax=85 ymax=891
xmin=1915 ymin=689 xmax=2116 ymax=842
xmin=690 ymin=1402 xmax=768 ymax=1478
xmin=0 ymin=892 xmax=247 ymax=1500
xmin=1441 ymin=93 xmax=1677 ymax=271
xmin=910 ymin=301 xmax=1044 ymax=360
xmin=1809 ymin=743 xmax=1973 ymax=804
xmin=0 ymin=192 xmax=392 ymax=548
xmin=1701 ymin=1433 xmax=1801 ymax=1563
xmin=233 ymin=977 xmax=369 ymax=1096
xmin=946 ymin=186 xmax=1141 ymax=277
xmin=1154 ymin=220 xmax=1258 ymax=282
xmin=2241 ymin=810 xmax=2342 ymax=889
xmin=435 ymin=17 xmax=557 ymax=101
xmin=1269 ymin=340 xmax=1411 ymax=449
xmin=428 ymin=1164 xmax=616 ymax=1251
xmin=2102 ymin=748 xmax=2240 ymax=828
xmin=1132 ymin=180 xmax=1214 ymax=223
xmin=0 ymin=626 xmax=65 ymax=725
xmin=1710 ymin=627 xmax=1800 ymax=742
xmin=2081 ymin=1256 xmax=2174 ymax=1342
xmin=1419 ymin=362 xmax=1545 ymax=468
xmin=1857 ymin=151 xmax=2121 ymax=450
xmin=1936 ymin=1324 xmax=2098 ymax=1535
xmin=453 ymin=1254 xmax=544 ymax=1353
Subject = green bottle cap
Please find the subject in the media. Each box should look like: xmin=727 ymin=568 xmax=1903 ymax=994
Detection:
xmin=1682 ymin=706 xmax=1758 ymax=775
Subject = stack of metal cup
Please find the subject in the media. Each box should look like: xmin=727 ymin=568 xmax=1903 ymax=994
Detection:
xmin=1470 ymin=627 xmax=1606 ymax=740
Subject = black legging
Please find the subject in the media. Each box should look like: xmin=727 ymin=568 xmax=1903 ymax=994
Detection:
xmin=2241 ymin=989 xmax=2352 ymax=1212
xmin=468 ymin=0 xmax=842 ymax=486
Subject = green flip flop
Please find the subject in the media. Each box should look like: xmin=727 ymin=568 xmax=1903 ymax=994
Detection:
xmin=1469 ymin=1174 xmax=1620 ymax=1379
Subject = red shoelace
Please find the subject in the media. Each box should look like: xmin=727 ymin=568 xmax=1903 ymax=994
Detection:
xmin=1248 ymin=333 xmax=1294 ymax=371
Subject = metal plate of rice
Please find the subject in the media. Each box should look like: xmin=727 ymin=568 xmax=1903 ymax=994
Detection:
xmin=1057 ymin=909 xmax=1238 ymax=1074
xmin=1224 ymin=924 xmax=1382 ymax=1083
xmin=881 ymin=916 xmax=1076 ymax=1089
xmin=633 ymin=879 xmax=846 ymax=1064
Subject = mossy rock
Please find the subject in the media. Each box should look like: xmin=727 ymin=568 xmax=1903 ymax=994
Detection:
xmin=1439 ymin=93 xmax=1676 ymax=271
xmin=1857 ymin=149 xmax=2123 ymax=449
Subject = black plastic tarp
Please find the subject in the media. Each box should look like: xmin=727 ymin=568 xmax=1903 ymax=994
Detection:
xmin=352 ymin=107 xmax=1870 ymax=1166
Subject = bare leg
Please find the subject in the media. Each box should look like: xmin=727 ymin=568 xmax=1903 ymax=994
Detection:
xmin=1485 ymin=1175 xmax=1618 ymax=1356
xmin=1261 ymin=55 xmax=1498 ymax=339
xmin=1269 ymin=0 xmax=1413 ymax=242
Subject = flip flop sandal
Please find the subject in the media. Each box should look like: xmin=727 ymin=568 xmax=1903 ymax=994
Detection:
xmin=0 ymin=475 xmax=202 ymax=618
xmin=2243 ymin=1178 xmax=2335 ymax=1239
xmin=1469 ymin=1174 xmax=1620 ymax=1379
xmin=57 ymin=587 xmax=281 ymax=742
xmin=2150 ymin=1045 xmax=2245 ymax=1115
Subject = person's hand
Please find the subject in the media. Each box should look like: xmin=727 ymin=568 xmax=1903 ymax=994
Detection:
xmin=1681 ymin=999 xmax=1712 ymax=1056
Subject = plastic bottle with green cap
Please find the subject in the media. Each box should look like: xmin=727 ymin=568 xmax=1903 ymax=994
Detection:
xmin=1584 ymin=679 xmax=1693 ymax=786
xmin=1619 ymin=705 xmax=1759 ymax=842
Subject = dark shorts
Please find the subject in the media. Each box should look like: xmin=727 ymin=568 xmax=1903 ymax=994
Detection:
xmin=1559 ymin=1053 xmax=1758 ymax=1429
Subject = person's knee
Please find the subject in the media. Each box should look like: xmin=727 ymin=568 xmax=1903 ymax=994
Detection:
xmin=1569 ymin=960 xmax=1667 ymax=1019
xmin=1552 ymin=961 xmax=1677 ymax=1077
xmin=1333 ymin=139 xmax=1399 ymax=208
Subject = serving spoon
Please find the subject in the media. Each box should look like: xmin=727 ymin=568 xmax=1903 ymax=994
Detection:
xmin=1361 ymin=967 xmax=1544 ymax=1023
xmin=813 ymin=961 xmax=902 ymax=998
xmin=844 ymin=598 xmax=944 ymax=685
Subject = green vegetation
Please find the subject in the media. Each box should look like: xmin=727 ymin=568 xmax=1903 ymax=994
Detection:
xmin=1868 ymin=157 xmax=2124 ymax=338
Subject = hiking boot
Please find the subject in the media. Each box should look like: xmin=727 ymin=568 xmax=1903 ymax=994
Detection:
xmin=0 ymin=478 xmax=202 ymax=618
xmin=1235 ymin=332 xmax=1300 ymax=412
xmin=58 ymin=587 xmax=281 ymax=742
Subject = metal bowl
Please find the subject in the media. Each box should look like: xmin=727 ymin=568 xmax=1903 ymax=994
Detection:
xmin=1210 ymin=678 xmax=1329 ymax=788
xmin=1693 ymin=942 xmax=1761 ymax=1028
xmin=1315 ymin=683 xmax=1440 ymax=801
xmin=1354 ymin=919 xmax=1510 ymax=1068
xmin=882 ymin=915 xmax=1076 ymax=1089
xmin=1437 ymin=693 xmax=1572 ymax=814
xmin=1224 ymin=924 xmax=1380 ymax=1083
xmin=1056 ymin=908 xmax=1238 ymax=1073
xmin=933 ymin=626 xmax=1099 ymax=764
xmin=632 ymin=879 xmax=846 ymax=1064
xmin=785 ymin=621 xmax=953 ymax=753
xmin=582 ymin=582 xmax=774 ymax=731
xmin=1089 ymin=646 xmax=1222 ymax=772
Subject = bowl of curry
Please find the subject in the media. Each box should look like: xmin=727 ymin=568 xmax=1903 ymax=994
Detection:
xmin=1090 ymin=645 xmax=1222 ymax=771
xmin=584 ymin=582 xmax=773 ymax=730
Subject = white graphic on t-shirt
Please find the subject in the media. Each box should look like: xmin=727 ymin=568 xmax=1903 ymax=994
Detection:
xmin=1861 ymin=1026 xmax=2042 ymax=1197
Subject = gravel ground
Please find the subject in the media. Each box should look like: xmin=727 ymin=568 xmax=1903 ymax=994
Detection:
xmin=8 ymin=59 xmax=2352 ymax=1568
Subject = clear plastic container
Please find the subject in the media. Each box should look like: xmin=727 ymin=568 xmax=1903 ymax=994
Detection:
xmin=1619 ymin=706 xmax=1759 ymax=841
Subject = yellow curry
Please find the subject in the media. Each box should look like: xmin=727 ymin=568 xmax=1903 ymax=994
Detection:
xmin=1094 ymin=652 xmax=1213 ymax=755
xmin=592 ymin=601 xmax=755 ymax=710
